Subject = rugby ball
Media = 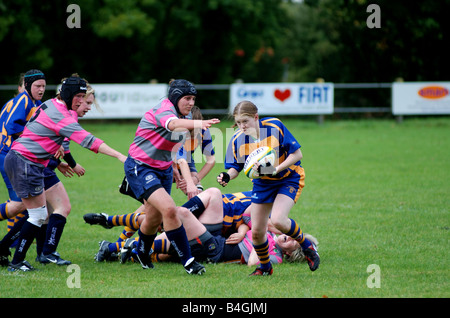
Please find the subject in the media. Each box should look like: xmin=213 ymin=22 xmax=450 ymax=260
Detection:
xmin=243 ymin=146 xmax=276 ymax=179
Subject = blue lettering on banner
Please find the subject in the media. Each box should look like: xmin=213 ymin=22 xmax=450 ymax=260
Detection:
xmin=298 ymin=85 xmax=330 ymax=104
xmin=237 ymin=88 xmax=264 ymax=99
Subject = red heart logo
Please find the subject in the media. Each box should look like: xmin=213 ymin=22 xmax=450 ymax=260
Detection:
xmin=274 ymin=89 xmax=291 ymax=102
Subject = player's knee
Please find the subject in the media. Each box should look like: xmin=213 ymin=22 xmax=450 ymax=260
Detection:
xmin=52 ymin=202 xmax=71 ymax=217
xmin=177 ymin=206 xmax=190 ymax=218
xmin=27 ymin=206 xmax=48 ymax=226
xmin=251 ymin=229 xmax=266 ymax=242
xmin=206 ymin=187 xmax=222 ymax=199
xmin=162 ymin=205 xmax=178 ymax=219
xmin=270 ymin=216 xmax=290 ymax=233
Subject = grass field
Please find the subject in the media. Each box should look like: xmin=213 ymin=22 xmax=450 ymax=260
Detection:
xmin=0 ymin=117 xmax=448 ymax=300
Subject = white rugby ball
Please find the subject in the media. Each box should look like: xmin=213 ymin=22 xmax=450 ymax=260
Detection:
xmin=243 ymin=146 xmax=276 ymax=179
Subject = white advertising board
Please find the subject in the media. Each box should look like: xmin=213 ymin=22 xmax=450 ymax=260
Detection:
xmin=79 ymin=84 xmax=168 ymax=119
xmin=392 ymin=82 xmax=450 ymax=115
xmin=229 ymin=82 xmax=334 ymax=115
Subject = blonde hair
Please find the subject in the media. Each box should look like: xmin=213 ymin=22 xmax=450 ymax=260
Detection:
xmin=231 ymin=100 xmax=258 ymax=127
xmin=85 ymin=83 xmax=102 ymax=113
xmin=284 ymin=234 xmax=319 ymax=263
xmin=233 ymin=100 xmax=258 ymax=117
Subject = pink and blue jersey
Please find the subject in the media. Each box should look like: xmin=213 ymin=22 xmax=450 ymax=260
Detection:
xmin=238 ymin=210 xmax=283 ymax=264
xmin=128 ymin=98 xmax=186 ymax=170
xmin=10 ymin=98 xmax=103 ymax=167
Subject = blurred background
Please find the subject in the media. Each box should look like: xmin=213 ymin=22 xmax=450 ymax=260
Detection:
xmin=0 ymin=0 xmax=449 ymax=115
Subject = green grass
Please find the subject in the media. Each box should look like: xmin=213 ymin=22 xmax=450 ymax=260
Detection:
xmin=0 ymin=117 xmax=449 ymax=298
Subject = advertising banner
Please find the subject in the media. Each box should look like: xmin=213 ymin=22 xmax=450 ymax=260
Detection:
xmin=78 ymin=84 xmax=168 ymax=119
xmin=392 ymin=82 xmax=450 ymax=115
xmin=229 ymin=82 xmax=334 ymax=115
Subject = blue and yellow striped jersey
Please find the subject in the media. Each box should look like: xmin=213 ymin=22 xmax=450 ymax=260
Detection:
xmin=222 ymin=191 xmax=252 ymax=236
xmin=0 ymin=91 xmax=41 ymax=154
xmin=224 ymin=117 xmax=302 ymax=180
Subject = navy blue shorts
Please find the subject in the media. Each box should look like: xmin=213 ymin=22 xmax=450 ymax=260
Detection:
xmin=3 ymin=151 xmax=61 ymax=199
xmin=124 ymin=156 xmax=173 ymax=201
xmin=43 ymin=166 xmax=61 ymax=190
xmin=0 ymin=151 xmax=21 ymax=202
xmin=4 ymin=151 xmax=46 ymax=199
xmin=251 ymin=168 xmax=305 ymax=204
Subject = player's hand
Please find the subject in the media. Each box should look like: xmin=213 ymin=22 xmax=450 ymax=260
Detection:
xmin=256 ymin=162 xmax=277 ymax=176
xmin=201 ymin=118 xmax=220 ymax=130
xmin=225 ymin=232 xmax=245 ymax=244
xmin=217 ymin=172 xmax=230 ymax=187
xmin=73 ymin=163 xmax=86 ymax=177
xmin=54 ymin=146 xmax=65 ymax=159
xmin=57 ymin=162 xmax=74 ymax=178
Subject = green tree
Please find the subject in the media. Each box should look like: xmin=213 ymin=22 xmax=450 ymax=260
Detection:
xmin=281 ymin=0 xmax=450 ymax=83
xmin=0 ymin=0 xmax=288 ymax=85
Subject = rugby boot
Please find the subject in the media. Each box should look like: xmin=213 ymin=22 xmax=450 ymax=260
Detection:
xmin=83 ymin=213 xmax=112 ymax=229
xmin=184 ymin=257 xmax=206 ymax=275
xmin=8 ymin=260 xmax=35 ymax=272
xmin=39 ymin=251 xmax=72 ymax=265
xmin=303 ymin=242 xmax=320 ymax=271
xmin=249 ymin=266 xmax=273 ymax=276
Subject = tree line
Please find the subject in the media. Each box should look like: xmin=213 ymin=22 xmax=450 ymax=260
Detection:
xmin=1 ymin=0 xmax=448 ymax=88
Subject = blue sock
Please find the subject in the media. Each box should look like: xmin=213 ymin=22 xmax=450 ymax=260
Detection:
xmin=165 ymin=225 xmax=192 ymax=266
xmin=11 ymin=221 xmax=40 ymax=264
xmin=182 ymin=196 xmax=206 ymax=218
xmin=253 ymin=239 xmax=272 ymax=271
xmin=35 ymin=224 xmax=48 ymax=256
xmin=137 ymin=229 xmax=156 ymax=257
xmin=0 ymin=202 xmax=8 ymax=220
xmin=42 ymin=214 xmax=66 ymax=255
xmin=286 ymin=218 xmax=311 ymax=250
xmin=0 ymin=212 xmax=28 ymax=250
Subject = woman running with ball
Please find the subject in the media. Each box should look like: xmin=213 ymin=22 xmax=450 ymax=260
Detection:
xmin=217 ymin=100 xmax=320 ymax=275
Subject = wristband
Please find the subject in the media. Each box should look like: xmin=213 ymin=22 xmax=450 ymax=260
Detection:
xmin=63 ymin=152 xmax=77 ymax=169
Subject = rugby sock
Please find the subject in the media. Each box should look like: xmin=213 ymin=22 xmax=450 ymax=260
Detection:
xmin=285 ymin=218 xmax=311 ymax=250
xmin=253 ymin=239 xmax=272 ymax=271
xmin=119 ymin=226 xmax=137 ymax=241
xmin=42 ymin=214 xmax=66 ymax=255
xmin=109 ymin=237 xmax=139 ymax=254
xmin=165 ymin=225 xmax=192 ymax=266
xmin=35 ymin=224 xmax=48 ymax=256
xmin=137 ymin=229 xmax=156 ymax=257
xmin=11 ymin=221 xmax=40 ymax=264
xmin=109 ymin=242 xmax=121 ymax=253
xmin=6 ymin=218 xmax=15 ymax=231
xmin=108 ymin=212 xmax=139 ymax=230
xmin=0 ymin=201 xmax=8 ymax=220
xmin=182 ymin=196 xmax=206 ymax=218
xmin=0 ymin=212 xmax=28 ymax=250
xmin=153 ymin=237 xmax=170 ymax=254
xmin=188 ymin=231 xmax=213 ymax=246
